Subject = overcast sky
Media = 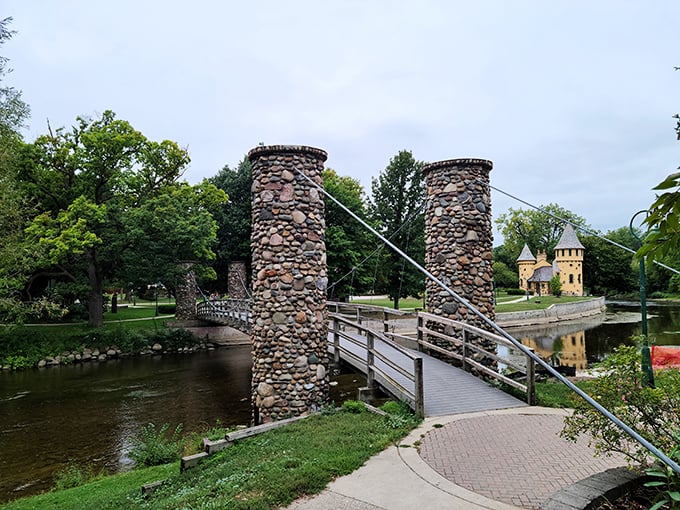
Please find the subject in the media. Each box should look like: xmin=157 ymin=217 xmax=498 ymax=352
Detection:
xmin=3 ymin=1 xmax=679 ymax=244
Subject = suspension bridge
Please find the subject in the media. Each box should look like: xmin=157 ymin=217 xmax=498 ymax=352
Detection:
xmin=196 ymin=298 xmax=533 ymax=417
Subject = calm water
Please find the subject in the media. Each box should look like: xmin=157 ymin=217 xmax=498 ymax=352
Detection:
xmin=0 ymin=347 xmax=253 ymax=503
xmin=507 ymin=300 xmax=680 ymax=370
xmin=2 ymin=301 xmax=679 ymax=503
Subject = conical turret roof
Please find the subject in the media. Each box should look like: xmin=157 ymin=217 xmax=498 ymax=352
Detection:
xmin=517 ymin=243 xmax=536 ymax=262
xmin=554 ymin=224 xmax=584 ymax=250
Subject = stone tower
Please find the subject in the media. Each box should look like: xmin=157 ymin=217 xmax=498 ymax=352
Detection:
xmin=248 ymin=145 xmax=330 ymax=424
xmin=517 ymin=244 xmax=536 ymax=291
xmin=423 ymin=158 xmax=496 ymax=360
xmin=554 ymin=224 xmax=584 ymax=296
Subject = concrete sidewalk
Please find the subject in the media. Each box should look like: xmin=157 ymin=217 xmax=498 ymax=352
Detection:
xmin=286 ymin=407 xmax=626 ymax=510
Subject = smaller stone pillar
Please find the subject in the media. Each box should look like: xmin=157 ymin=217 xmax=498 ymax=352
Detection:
xmin=249 ymin=145 xmax=329 ymax=424
xmin=423 ymin=159 xmax=496 ymax=362
xmin=227 ymin=261 xmax=249 ymax=299
xmin=175 ymin=262 xmax=197 ymax=320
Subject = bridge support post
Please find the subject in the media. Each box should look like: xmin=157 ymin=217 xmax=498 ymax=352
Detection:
xmin=227 ymin=261 xmax=249 ymax=299
xmin=175 ymin=262 xmax=197 ymax=321
xmin=423 ymin=158 xmax=496 ymax=368
xmin=248 ymin=145 xmax=330 ymax=424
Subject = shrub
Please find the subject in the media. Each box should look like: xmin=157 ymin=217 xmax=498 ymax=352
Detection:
xmin=506 ymin=288 xmax=528 ymax=296
xmin=380 ymin=400 xmax=420 ymax=429
xmin=342 ymin=400 xmax=366 ymax=413
xmin=53 ymin=463 xmax=101 ymax=490
xmin=128 ymin=423 xmax=184 ymax=467
xmin=561 ymin=345 xmax=680 ymax=465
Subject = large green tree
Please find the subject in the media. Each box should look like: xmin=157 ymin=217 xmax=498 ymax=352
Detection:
xmin=495 ymin=204 xmax=589 ymax=260
xmin=369 ymin=150 xmax=425 ymax=309
xmin=19 ymin=110 xmax=225 ymax=326
xmin=0 ymin=17 xmax=33 ymax=312
xmin=323 ymin=168 xmax=374 ymax=300
xmin=209 ymin=157 xmax=252 ymax=292
xmin=581 ymin=227 xmax=638 ymax=296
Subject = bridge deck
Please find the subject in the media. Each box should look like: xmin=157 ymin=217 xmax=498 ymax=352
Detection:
xmin=331 ymin=331 xmax=527 ymax=417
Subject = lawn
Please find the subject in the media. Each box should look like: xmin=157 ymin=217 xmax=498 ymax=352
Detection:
xmin=350 ymin=296 xmax=424 ymax=310
xmin=2 ymin=406 xmax=416 ymax=510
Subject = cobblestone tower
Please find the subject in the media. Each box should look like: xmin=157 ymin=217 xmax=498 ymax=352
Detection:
xmin=248 ymin=145 xmax=330 ymax=424
xmin=423 ymin=158 xmax=496 ymax=357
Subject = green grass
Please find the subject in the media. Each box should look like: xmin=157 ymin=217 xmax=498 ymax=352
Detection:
xmin=535 ymin=378 xmax=597 ymax=408
xmin=495 ymin=295 xmax=593 ymax=313
xmin=3 ymin=410 xmax=415 ymax=510
xmin=350 ymin=296 xmax=424 ymax=310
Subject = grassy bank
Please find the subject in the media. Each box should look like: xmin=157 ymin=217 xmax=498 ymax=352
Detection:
xmin=2 ymin=406 xmax=416 ymax=510
xmin=0 ymin=302 xmax=195 ymax=369
xmin=495 ymin=295 xmax=593 ymax=313
xmin=535 ymin=378 xmax=596 ymax=408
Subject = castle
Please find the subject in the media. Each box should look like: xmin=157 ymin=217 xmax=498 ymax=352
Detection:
xmin=517 ymin=224 xmax=584 ymax=296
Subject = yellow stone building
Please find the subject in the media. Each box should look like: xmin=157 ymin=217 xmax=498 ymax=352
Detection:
xmin=517 ymin=224 xmax=584 ymax=296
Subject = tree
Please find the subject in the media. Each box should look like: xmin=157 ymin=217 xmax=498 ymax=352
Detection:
xmin=581 ymin=228 xmax=638 ymax=296
xmin=549 ymin=274 xmax=562 ymax=296
xmin=19 ymin=111 xmax=225 ymax=326
xmin=323 ymin=168 xmax=374 ymax=300
xmin=369 ymin=150 xmax=425 ymax=309
xmin=0 ymin=17 xmax=33 ymax=307
xmin=209 ymin=157 xmax=252 ymax=291
xmin=492 ymin=261 xmax=518 ymax=289
xmin=639 ymin=67 xmax=680 ymax=266
xmin=495 ymin=204 xmax=589 ymax=261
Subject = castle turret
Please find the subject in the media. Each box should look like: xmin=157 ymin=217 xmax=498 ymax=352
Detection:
xmin=554 ymin=224 xmax=584 ymax=296
xmin=517 ymin=244 xmax=535 ymax=291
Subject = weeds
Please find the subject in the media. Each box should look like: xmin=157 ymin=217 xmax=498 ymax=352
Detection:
xmin=128 ymin=423 xmax=184 ymax=467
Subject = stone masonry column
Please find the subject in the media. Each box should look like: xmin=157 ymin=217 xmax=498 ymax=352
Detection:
xmin=227 ymin=261 xmax=248 ymax=299
xmin=423 ymin=159 xmax=496 ymax=362
xmin=248 ymin=145 xmax=329 ymax=424
xmin=175 ymin=262 xmax=197 ymax=320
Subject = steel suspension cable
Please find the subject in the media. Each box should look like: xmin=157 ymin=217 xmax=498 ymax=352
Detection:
xmin=293 ymin=167 xmax=680 ymax=474
xmin=482 ymin=180 xmax=680 ymax=276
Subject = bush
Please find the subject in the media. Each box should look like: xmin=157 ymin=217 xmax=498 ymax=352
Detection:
xmin=380 ymin=400 xmax=420 ymax=429
xmin=561 ymin=345 xmax=680 ymax=465
xmin=342 ymin=400 xmax=366 ymax=413
xmin=53 ymin=463 xmax=101 ymax=490
xmin=128 ymin=423 xmax=184 ymax=467
xmin=506 ymin=288 xmax=528 ymax=296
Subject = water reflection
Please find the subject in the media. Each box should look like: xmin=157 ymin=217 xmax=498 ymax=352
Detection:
xmin=505 ymin=300 xmax=680 ymax=369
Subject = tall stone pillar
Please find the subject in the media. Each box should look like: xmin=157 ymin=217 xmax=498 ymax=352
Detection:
xmin=227 ymin=261 xmax=249 ymax=299
xmin=423 ymin=159 xmax=495 ymax=358
xmin=175 ymin=262 xmax=197 ymax=320
xmin=248 ymin=145 xmax=329 ymax=424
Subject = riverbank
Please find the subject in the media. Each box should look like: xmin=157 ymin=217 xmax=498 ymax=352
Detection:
xmin=496 ymin=296 xmax=606 ymax=327
xmin=1 ymin=404 xmax=416 ymax=509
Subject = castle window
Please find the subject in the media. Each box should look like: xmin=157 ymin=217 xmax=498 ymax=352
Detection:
xmin=571 ymin=336 xmax=576 ymax=346
xmin=578 ymin=274 xmax=581 ymax=283
xmin=569 ymin=274 xmax=574 ymax=284
xmin=569 ymin=249 xmax=572 ymax=256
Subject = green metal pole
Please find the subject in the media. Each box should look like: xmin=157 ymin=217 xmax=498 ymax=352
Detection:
xmin=639 ymin=257 xmax=655 ymax=387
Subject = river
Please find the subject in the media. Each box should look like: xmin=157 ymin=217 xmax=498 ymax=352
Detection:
xmin=2 ymin=300 xmax=679 ymax=503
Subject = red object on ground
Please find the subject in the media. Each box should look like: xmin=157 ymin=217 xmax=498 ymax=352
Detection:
xmin=652 ymin=345 xmax=680 ymax=369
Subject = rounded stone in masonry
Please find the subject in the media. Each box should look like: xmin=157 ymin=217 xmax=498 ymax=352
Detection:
xmin=249 ymin=145 xmax=330 ymax=423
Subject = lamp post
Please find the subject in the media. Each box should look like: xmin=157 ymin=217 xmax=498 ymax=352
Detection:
xmin=155 ymin=282 xmax=161 ymax=317
xmin=630 ymin=210 xmax=655 ymax=388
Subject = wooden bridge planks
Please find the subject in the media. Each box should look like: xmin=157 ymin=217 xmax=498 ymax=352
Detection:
xmin=330 ymin=331 xmax=527 ymax=417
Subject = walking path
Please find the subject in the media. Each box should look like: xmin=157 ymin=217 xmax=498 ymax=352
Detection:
xmin=287 ymin=407 xmax=626 ymax=510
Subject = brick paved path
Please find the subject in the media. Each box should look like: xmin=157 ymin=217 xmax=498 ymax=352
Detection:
xmin=419 ymin=410 xmax=627 ymax=509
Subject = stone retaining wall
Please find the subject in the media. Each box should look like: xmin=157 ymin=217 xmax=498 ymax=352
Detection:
xmin=496 ymin=297 xmax=606 ymax=327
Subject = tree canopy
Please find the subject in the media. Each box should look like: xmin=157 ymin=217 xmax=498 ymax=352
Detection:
xmin=17 ymin=111 xmax=226 ymax=326
xmin=495 ymin=203 xmax=589 ymax=260
xmin=323 ymin=168 xmax=374 ymax=300
xmin=369 ymin=150 xmax=425 ymax=309
xmin=209 ymin=157 xmax=252 ymax=292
